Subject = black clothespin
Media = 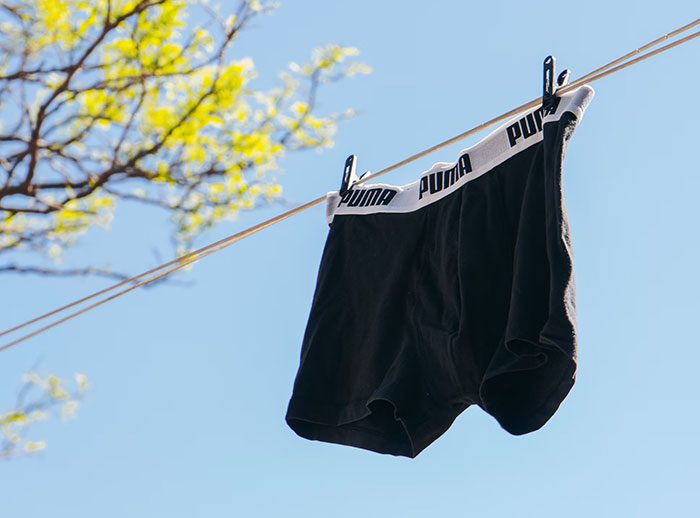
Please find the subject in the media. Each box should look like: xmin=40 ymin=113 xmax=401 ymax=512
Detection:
xmin=542 ymin=56 xmax=571 ymax=115
xmin=340 ymin=154 xmax=358 ymax=196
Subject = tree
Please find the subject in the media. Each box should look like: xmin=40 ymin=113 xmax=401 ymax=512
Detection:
xmin=0 ymin=0 xmax=370 ymax=278
xmin=0 ymin=0 xmax=369 ymax=458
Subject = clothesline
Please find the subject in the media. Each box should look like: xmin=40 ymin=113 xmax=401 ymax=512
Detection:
xmin=2 ymin=17 xmax=700 ymax=353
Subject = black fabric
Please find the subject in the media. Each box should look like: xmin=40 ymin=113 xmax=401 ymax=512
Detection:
xmin=286 ymin=112 xmax=580 ymax=458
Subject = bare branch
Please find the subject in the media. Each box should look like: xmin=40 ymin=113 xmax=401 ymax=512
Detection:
xmin=0 ymin=64 xmax=73 ymax=81
xmin=102 ymin=186 xmax=174 ymax=209
xmin=0 ymin=264 xmax=131 ymax=280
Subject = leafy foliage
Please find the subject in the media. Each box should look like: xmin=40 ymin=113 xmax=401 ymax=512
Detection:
xmin=0 ymin=0 xmax=369 ymax=275
xmin=1 ymin=372 xmax=89 ymax=459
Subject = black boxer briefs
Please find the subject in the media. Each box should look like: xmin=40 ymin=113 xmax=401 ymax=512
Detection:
xmin=286 ymin=86 xmax=594 ymax=457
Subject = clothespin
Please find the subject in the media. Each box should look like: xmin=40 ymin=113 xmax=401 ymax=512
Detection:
xmin=339 ymin=154 xmax=358 ymax=196
xmin=542 ymin=56 xmax=571 ymax=115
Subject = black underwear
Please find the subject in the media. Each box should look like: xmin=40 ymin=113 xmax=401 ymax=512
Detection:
xmin=286 ymin=86 xmax=594 ymax=457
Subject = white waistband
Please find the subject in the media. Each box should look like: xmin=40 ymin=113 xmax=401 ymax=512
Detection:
xmin=326 ymin=86 xmax=594 ymax=224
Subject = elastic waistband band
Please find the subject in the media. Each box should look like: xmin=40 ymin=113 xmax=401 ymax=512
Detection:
xmin=326 ymin=86 xmax=594 ymax=224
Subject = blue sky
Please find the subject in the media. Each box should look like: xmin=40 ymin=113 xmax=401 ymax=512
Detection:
xmin=2 ymin=1 xmax=699 ymax=516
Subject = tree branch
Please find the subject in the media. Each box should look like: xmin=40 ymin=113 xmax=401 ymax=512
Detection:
xmin=22 ymin=0 xmax=169 ymax=191
xmin=0 ymin=264 xmax=131 ymax=281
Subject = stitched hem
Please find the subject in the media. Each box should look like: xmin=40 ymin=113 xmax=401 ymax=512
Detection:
xmin=286 ymin=395 xmax=470 ymax=458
